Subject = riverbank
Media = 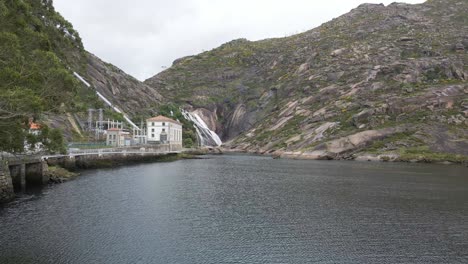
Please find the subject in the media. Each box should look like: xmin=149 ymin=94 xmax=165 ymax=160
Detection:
xmin=221 ymin=148 xmax=468 ymax=166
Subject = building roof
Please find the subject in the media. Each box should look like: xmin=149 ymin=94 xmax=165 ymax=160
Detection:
xmin=147 ymin=115 xmax=182 ymax=125
xmin=29 ymin=119 xmax=41 ymax=130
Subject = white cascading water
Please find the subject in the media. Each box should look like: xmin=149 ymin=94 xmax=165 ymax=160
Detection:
xmin=181 ymin=109 xmax=222 ymax=147
xmin=73 ymin=72 xmax=140 ymax=130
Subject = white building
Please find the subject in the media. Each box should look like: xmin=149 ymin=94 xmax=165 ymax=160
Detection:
xmin=146 ymin=115 xmax=183 ymax=149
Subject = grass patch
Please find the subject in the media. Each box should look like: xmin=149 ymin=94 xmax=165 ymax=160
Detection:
xmin=397 ymin=146 xmax=468 ymax=164
xmin=364 ymin=131 xmax=424 ymax=153
xmin=47 ymin=166 xmax=79 ymax=183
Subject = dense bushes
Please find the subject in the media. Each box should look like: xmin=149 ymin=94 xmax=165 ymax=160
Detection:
xmin=0 ymin=0 xmax=86 ymax=153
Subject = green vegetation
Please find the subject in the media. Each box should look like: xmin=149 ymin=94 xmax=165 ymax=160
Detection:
xmin=252 ymin=116 xmax=305 ymax=147
xmin=365 ymin=131 xmax=416 ymax=153
xmin=41 ymin=125 xmax=67 ymax=154
xmin=0 ymin=0 xmax=97 ymax=154
xmin=397 ymin=146 xmax=468 ymax=164
xmin=24 ymin=124 xmax=67 ymax=154
xmin=47 ymin=165 xmax=78 ymax=183
xmin=106 ymin=110 xmax=125 ymax=122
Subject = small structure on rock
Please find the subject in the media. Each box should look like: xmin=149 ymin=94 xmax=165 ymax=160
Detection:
xmin=106 ymin=128 xmax=131 ymax=147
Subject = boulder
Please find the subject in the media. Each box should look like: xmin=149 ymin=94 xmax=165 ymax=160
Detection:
xmin=400 ymin=37 xmax=415 ymax=42
xmin=330 ymin=48 xmax=346 ymax=57
xmin=352 ymin=109 xmax=375 ymax=128
xmin=295 ymin=63 xmax=310 ymax=74
xmin=313 ymin=127 xmax=403 ymax=155
xmin=327 ymin=72 xmax=345 ymax=82
xmin=455 ymin=43 xmax=465 ymax=52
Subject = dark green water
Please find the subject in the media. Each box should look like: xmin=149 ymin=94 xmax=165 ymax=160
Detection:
xmin=1 ymin=155 xmax=467 ymax=263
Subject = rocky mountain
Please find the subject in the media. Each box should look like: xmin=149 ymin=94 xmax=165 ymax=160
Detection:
xmin=2 ymin=0 xmax=466 ymax=160
xmin=145 ymin=0 xmax=468 ymax=162
xmin=47 ymin=51 xmax=166 ymax=141
xmin=86 ymin=52 xmax=163 ymax=118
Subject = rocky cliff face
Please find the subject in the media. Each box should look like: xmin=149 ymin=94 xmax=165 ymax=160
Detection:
xmin=51 ymin=53 xmax=166 ymax=140
xmin=145 ymin=0 xmax=468 ymax=161
xmin=86 ymin=53 xmax=164 ymax=117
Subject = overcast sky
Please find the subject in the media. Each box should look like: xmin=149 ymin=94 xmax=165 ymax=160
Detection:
xmin=54 ymin=0 xmax=426 ymax=81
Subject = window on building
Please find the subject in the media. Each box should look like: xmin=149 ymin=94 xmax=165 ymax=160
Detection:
xmin=162 ymin=122 xmax=165 ymax=126
xmin=151 ymin=134 xmax=154 ymax=138
xmin=152 ymin=122 xmax=154 ymax=126
xmin=162 ymin=129 xmax=165 ymax=132
xmin=151 ymin=128 xmax=154 ymax=132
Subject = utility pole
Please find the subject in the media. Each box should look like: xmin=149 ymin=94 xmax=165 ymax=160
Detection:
xmin=87 ymin=109 xmax=95 ymax=131
xmin=98 ymin=109 xmax=103 ymax=132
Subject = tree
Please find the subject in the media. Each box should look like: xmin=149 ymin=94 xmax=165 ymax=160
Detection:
xmin=40 ymin=125 xmax=66 ymax=154
xmin=183 ymin=138 xmax=194 ymax=148
xmin=0 ymin=1 xmax=82 ymax=154
xmin=46 ymin=128 xmax=66 ymax=154
xmin=0 ymin=119 xmax=26 ymax=153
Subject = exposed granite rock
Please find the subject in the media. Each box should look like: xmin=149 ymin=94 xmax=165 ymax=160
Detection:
xmin=86 ymin=53 xmax=164 ymax=117
xmin=352 ymin=109 xmax=375 ymax=128
xmin=145 ymin=0 xmax=468 ymax=158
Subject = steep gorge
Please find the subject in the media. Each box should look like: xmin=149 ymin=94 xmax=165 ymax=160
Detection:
xmin=144 ymin=0 xmax=468 ymax=161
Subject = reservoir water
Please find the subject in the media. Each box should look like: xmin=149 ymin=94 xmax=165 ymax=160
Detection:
xmin=1 ymin=155 xmax=467 ymax=263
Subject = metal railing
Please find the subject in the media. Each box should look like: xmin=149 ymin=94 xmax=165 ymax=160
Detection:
xmin=67 ymin=144 xmax=182 ymax=155
xmin=3 ymin=144 xmax=183 ymax=161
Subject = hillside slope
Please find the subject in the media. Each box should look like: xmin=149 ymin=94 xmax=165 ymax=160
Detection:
xmin=145 ymin=0 xmax=468 ymax=161
xmin=86 ymin=52 xmax=164 ymax=119
xmin=0 ymin=0 xmax=165 ymax=149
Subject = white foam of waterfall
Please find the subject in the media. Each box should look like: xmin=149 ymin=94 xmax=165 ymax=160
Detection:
xmin=73 ymin=72 xmax=140 ymax=130
xmin=181 ymin=110 xmax=222 ymax=147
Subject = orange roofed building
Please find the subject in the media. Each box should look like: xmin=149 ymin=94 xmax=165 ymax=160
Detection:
xmin=29 ymin=118 xmax=42 ymax=136
xmin=146 ymin=115 xmax=182 ymax=149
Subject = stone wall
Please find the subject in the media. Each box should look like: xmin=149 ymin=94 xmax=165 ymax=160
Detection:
xmin=0 ymin=160 xmax=14 ymax=203
xmin=47 ymin=152 xmax=181 ymax=171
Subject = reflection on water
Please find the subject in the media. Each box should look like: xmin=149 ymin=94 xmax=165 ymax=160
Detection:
xmin=1 ymin=155 xmax=467 ymax=263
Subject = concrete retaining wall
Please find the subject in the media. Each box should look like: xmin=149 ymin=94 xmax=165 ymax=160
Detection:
xmin=47 ymin=152 xmax=181 ymax=171
xmin=0 ymin=161 xmax=14 ymax=203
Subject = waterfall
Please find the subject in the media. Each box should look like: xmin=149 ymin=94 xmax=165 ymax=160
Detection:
xmin=73 ymin=72 xmax=222 ymax=146
xmin=181 ymin=110 xmax=222 ymax=147
xmin=73 ymin=72 xmax=140 ymax=130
